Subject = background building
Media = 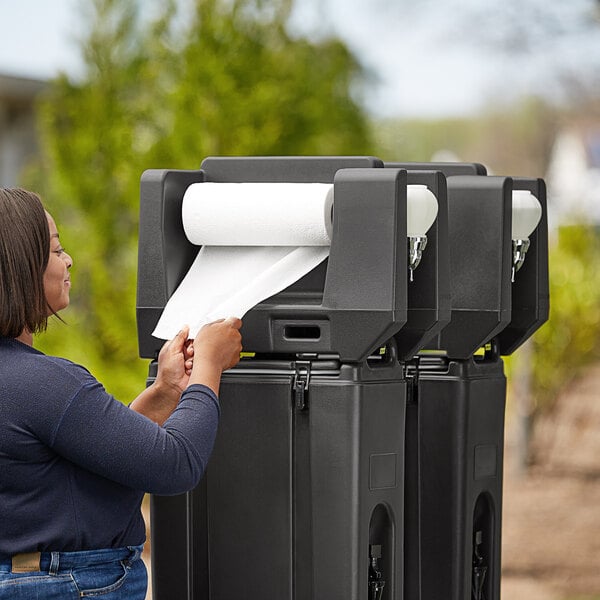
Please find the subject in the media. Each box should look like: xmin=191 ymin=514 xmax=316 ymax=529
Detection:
xmin=0 ymin=73 xmax=45 ymax=187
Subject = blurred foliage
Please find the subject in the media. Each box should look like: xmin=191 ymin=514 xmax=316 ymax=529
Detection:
xmin=25 ymin=0 xmax=373 ymax=401
xmin=19 ymin=0 xmax=600 ymax=417
xmin=372 ymin=95 xmax=560 ymax=177
xmin=525 ymin=225 xmax=600 ymax=410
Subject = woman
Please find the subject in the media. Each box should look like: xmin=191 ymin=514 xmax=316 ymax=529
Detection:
xmin=0 ymin=188 xmax=242 ymax=599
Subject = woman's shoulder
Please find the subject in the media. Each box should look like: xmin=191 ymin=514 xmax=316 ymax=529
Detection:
xmin=42 ymin=354 xmax=97 ymax=385
xmin=0 ymin=336 xmax=97 ymax=388
xmin=0 ymin=339 xmax=107 ymax=421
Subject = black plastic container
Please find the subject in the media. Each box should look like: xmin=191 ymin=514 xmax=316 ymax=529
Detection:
xmin=138 ymin=156 xmax=451 ymax=599
xmin=388 ymin=162 xmax=549 ymax=600
xmin=138 ymin=156 xmax=552 ymax=600
xmin=404 ymin=352 xmax=506 ymax=600
xmin=151 ymin=356 xmax=406 ymax=599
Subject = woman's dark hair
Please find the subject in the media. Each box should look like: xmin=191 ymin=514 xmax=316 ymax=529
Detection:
xmin=0 ymin=188 xmax=50 ymax=337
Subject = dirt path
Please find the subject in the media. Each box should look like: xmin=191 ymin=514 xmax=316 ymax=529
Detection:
xmin=502 ymin=363 xmax=600 ymax=599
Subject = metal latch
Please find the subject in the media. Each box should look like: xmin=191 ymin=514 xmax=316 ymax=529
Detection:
xmin=293 ymin=361 xmax=311 ymax=411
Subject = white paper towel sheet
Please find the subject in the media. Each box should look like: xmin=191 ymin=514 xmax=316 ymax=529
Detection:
xmin=152 ymin=182 xmax=334 ymax=340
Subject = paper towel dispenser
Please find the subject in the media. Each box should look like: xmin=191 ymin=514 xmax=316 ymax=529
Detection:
xmin=434 ymin=174 xmax=514 ymax=359
xmin=136 ymin=156 xmax=450 ymax=362
xmin=386 ymin=162 xmax=549 ymax=358
xmin=392 ymin=169 xmax=451 ymax=360
xmin=387 ymin=161 xmax=488 ymax=177
xmin=496 ymin=176 xmax=548 ymax=355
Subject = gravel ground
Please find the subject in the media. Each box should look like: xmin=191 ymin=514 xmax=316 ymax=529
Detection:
xmin=502 ymin=363 xmax=600 ymax=600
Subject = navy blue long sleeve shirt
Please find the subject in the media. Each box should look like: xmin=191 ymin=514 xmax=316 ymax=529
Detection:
xmin=0 ymin=336 xmax=219 ymax=554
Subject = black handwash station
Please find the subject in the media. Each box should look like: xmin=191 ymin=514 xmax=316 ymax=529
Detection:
xmin=136 ymin=156 xmax=450 ymax=599
xmin=387 ymin=162 xmax=549 ymax=600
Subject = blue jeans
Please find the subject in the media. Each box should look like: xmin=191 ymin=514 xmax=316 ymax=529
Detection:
xmin=0 ymin=545 xmax=147 ymax=599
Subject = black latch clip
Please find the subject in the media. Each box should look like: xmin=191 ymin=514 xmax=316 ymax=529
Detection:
xmin=293 ymin=361 xmax=311 ymax=411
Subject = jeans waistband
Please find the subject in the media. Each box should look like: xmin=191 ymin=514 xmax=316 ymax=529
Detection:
xmin=0 ymin=544 xmax=144 ymax=573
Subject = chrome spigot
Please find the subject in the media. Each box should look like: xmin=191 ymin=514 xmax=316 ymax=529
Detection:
xmin=511 ymin=238 xmax=531 ymax=282
xmin=369 ymin=544 xmax=386 ymax=600
xmin=409 ymin=235 xmax=428 ymax=282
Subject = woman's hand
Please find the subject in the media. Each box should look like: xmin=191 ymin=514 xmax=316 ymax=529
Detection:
xmin=194 ymin=318 xmax=243 ymax=371
xmin=189 ymin=318 xmax=243 ymax=394
xmin=130 ymin=319 xmax=242 ymax=425
xmin=155 ymin=325 xmax=194 ymax=395
xmin=129 ymin=326 xmax=193 ymax=425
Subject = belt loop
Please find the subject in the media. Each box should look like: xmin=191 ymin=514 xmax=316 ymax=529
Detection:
xmin=49 ymin=552 xmax=60 ymax=575
xmin=125 ymin=545 xmax=140 ymax=568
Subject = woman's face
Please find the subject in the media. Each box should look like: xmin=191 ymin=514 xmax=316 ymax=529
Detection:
xmin=43 ymin=212 xmax=73 ymax=314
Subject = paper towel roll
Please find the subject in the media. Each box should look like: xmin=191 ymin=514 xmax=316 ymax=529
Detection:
xmin=152 ymin=182 xmax=334 ymax=340
xmin=406 ymin=184 xmax=439 ymax=237
xmin=511 ymin=190 xmax=542 ymax=240
xmin=182 ymin=182 xmax=334 ymax=246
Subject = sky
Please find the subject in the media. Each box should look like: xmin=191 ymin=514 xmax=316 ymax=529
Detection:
xmin=1 ymin=0 xmax=599 ymax=118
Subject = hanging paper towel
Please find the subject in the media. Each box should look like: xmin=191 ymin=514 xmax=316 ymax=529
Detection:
xmin=152 ymin=182 xmax=334 ymax=340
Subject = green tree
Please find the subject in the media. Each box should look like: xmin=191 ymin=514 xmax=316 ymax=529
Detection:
xmin=527 ymin=226 xmax=600 ymax=406
xmin=28 ymin=0 xmax=373 ymax=401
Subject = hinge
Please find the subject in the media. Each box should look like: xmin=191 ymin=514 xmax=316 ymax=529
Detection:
xmin=293 ymin=361 xmax=311 ymax=411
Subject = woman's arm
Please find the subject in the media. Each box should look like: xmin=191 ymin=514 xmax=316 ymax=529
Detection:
xmin=47 ymin=318 xmax=243 ymax=494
